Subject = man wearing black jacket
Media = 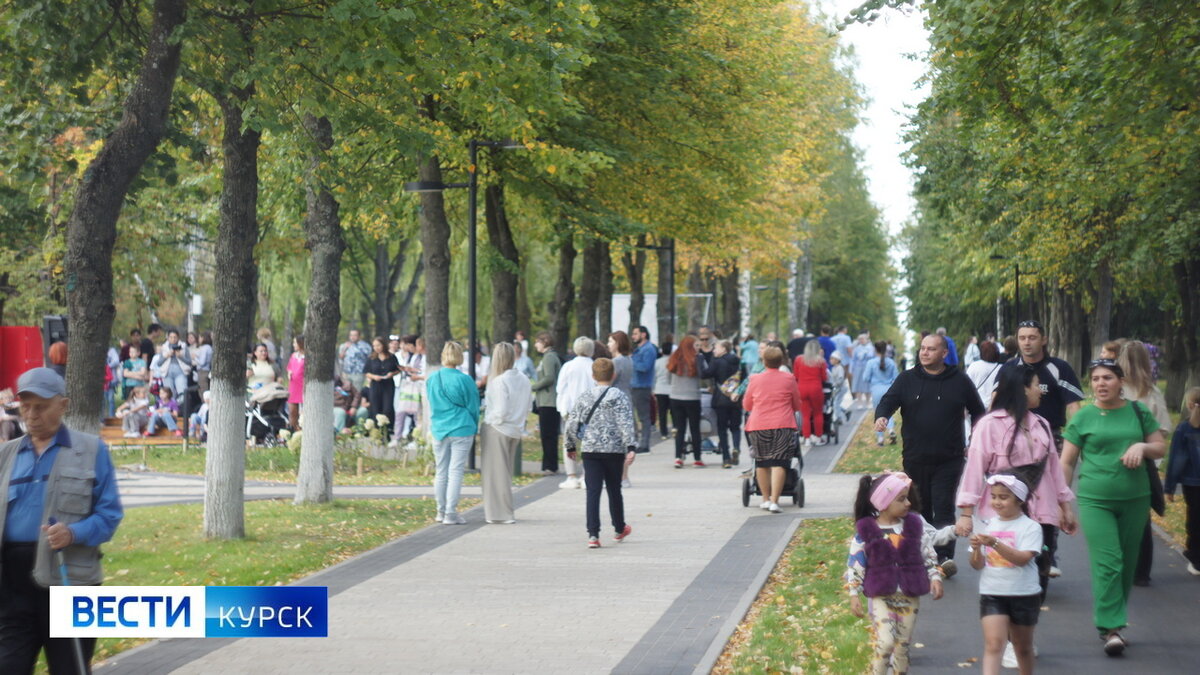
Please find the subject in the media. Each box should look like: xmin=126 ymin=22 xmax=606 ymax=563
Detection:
xmin=875 ymin=333 xmax=986 ymax=575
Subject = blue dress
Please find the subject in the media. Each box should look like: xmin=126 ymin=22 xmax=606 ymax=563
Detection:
xmin=863 ymin=357 xmax=898 ymax=407
xmin=850 ymin=344 xmax=874 ymax=394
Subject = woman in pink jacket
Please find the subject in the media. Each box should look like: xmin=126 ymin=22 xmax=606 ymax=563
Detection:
xmin=955 ymin=364 xmax=1077 ymax=602
xmin=743 ymin=343 xmax=804 ymax=513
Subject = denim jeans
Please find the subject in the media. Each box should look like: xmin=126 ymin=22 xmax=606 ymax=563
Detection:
xmin=434 ymin=435 xmax=473 ymax=514
xmin=147 ymin=411 xmax=177 ymax=434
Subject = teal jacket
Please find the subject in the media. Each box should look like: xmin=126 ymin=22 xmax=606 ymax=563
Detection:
xmin=426 ymin=367 xmax=481 ymax=440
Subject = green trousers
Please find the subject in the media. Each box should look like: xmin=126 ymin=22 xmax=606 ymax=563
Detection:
xmin=1077 ymin=493 xmax=1150 ymax=633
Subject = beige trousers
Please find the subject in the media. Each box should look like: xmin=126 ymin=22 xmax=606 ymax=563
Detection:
xmin=481 ymin=424 xmax=519 ymax=522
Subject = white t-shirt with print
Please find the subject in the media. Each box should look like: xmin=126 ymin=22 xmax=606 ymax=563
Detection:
xmin=977 ymin=513 xmax=1042 ymax=596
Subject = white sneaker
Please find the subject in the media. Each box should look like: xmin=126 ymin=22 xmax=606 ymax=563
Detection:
xmin=1002 ymin=641 xmax=1018 ymax=668
xmin=760 ymin=501 xmax=772 ymax=510
xmin=1048 ymin=565 xmax=1062 ymax=578
xmin=442 ymin=512 xmax=465 ymax=525
xmin=621 ymin=479 xmax=632 ymax=488
xmin=768 ymin=502 xmax=782 ymax=513
xmin=1188 ymin=562 xmax=1200 ymax=576
xmin=559 ymin=476 xmax=580 ymax=489
xmin=435 ymin=511 xmax=444 ymax=522
xmin=387 ymin=440 xmax=398 ymax=449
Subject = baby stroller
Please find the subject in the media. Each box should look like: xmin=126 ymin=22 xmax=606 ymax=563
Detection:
xmin=741 ymin=432 xmax=805 ymax=508
xmin=246 ymin=382 xmax=289 ymax=446
xmin=822 ymin=380 xmax=840 ymax=445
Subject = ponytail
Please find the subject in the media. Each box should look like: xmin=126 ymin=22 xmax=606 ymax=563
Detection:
xmin=875 ymin=340 xmax=888 ymax=371
xmin=854 ymin=475 xmax=878 ymax=521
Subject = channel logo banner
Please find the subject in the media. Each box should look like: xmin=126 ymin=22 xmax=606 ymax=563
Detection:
xmin=50 ymin=586 xmax=327 ymax=639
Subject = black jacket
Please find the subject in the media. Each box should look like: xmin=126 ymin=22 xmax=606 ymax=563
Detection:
xmin=875 ymin=364 xmax=985 ymax=463
xmin=698 ymin=352 xmax=741 ymax=408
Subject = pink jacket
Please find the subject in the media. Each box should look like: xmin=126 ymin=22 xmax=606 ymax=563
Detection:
xmin=743 ymin=368 xmax=803 ymax=432
xmin=957 ymin=410 xmax=1074 ymax=526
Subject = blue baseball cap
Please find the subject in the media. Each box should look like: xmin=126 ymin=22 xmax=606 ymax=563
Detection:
xmin=17 ymin=367 xmax=66 ymax=398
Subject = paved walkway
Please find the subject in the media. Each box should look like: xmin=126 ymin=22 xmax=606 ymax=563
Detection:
xmin=97 ymin=413 xmax=867 ymax=675
xmin=909 ymin=518 xmax=1200 ymax=673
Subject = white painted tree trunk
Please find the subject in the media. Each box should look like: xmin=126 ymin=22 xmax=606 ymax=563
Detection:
xmin=204 ymin=377 xmax=245 ymax=538
xmin=787 ymin=258 xmax=799 ymax=332
xmin=295 ymin=381 xmax=334 ymax=504
xmin=796 ymin=240 xmax=814 ymax=335
xmin=738 ymin=267 xmax=752 ymax=338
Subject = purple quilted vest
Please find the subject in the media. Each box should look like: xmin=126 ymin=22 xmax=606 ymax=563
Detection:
xmin=857 ymin=513 xmax=932 ymax=598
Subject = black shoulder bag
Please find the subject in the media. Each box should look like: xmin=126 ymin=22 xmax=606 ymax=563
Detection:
xmin=1130 ymin=400 xmax=1166 ymax=516
xmin=994 ymin=415 xmax=1054 ymax=493
xmin=577 ymin=387 xmax=612 ymax=441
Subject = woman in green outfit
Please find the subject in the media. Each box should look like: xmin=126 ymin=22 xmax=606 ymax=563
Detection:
xmin=1060 ymin=358 xmax=1166 ymax=657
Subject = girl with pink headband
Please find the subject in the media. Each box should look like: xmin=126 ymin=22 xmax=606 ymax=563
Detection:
xmin=846 ymin=472 xmax=952 ymax=675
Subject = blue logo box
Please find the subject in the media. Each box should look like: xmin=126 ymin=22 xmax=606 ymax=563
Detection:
xmin=205 ymin=586 xmax=328 ymax=638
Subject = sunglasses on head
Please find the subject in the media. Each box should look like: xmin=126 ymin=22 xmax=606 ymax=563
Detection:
xmin=1087 ymin=358 xmax=1124 ymax=377
xmin=1017 ymin=320 xmax=1043 ymax=330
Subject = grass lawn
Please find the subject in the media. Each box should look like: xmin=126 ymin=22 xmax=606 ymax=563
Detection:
xmin=834 ymin=413 xmax=903 ymax=475
xmin=89 ymin=497 xmax=476 ymax=665
xmin=109 ymin=442 xmax=540 ymax=487
xmin=714 ymin=517 xmax=868 ymax=674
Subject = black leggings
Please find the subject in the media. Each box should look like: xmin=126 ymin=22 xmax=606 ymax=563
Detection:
xmin=656 ymin=394 xmax=672 ymax=437
xmin=537 ymin=407 xmax=560 ymax=472
xmin=670 ymin=399 xmax=702 ymax=461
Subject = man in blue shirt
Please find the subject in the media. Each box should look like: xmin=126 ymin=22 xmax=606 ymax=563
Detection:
xmin=817 ymin=325 xmax=837 ymax=366
xmin=0 ymin=368 xmax=123 ymax=674
xmin=937 ymin=326 xmax=960 ymax=366
xmin=629 ymin=326 xmax=659 ymax=454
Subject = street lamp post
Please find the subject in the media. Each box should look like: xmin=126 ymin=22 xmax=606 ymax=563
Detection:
xmin=405 ymin=139 xmax=524 ymax=473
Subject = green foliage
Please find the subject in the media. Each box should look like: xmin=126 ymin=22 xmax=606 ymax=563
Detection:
xmin=905 ymin=0 xmax=1200 ymax=333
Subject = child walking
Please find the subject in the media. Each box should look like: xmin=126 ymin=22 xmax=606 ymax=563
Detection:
xmin=564 ymin=358 xmax=636 ymax=549
xmin=1165 ymin=387 xmax=1200 ymax=576
xmin=969 ymin=474 xmax=1043 ymax=675
xmin=846 ymin=472 xmax=946 ymax=675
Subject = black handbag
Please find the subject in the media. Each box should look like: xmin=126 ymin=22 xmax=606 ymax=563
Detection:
xmin=1130 ymin=401 xmax=1166 ymax=516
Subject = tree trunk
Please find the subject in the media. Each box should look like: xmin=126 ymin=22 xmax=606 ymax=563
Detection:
xmin=577 ymin=239 xmax=602 ymax=338
xmin=1049 ymin=286 xmax=1086 ymax=375
xmin=485 ymin=182 xmax=520 ymax=345
xmin=550 ymin=234 xmax=576 ymax=353
xmin=686 ymin=263 xmax=705 ymax=330
xmin=418 ymin=152 xmax=452 ymax=366
xmin=622 ymin=237 xmax=647 ymax=333
xmin=1087 ymin=258 xmax=1114 ymax=358
xmin=1174 ymin=253 xmax=1200 ymax=397
xmin=372 ymin=241 xmax=392 ymax=338
xmin=63 ymin=0 xmax=186 ymax=432
xmin=516 ymin=258 xmax=532 ymax=341
xmin=394 ymin=255 xmax=423 ymax=335
xmin=598 ymin=241 xmax=613 ymax=338
xmin=738 ymin=267 xmax=752 ymax=339
xmin=205 ymin=85 xmax=260 ymax=540
xmin=787 ymin=258 xmax=799 ymax=332
xmin=720 ymin=264 xmax=740 ymax=338
xmin=656 ymin=239 xmax=674 ymax=344
xmin=296 ymin=114 xmax=344 ymax=505
xmin=794 ymin=238 xmax=814 ymax=334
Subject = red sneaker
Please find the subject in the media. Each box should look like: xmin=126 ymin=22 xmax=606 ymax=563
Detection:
xmin=674 ymin=459 xmax=683 ymax=468
xmin=142 ymin=431 xmax=152 ymax=437
xmin=173 ymin=430 xmax=183 ymax=437
xmin=693 ymin=460 xmax=706 ymax=468
xmin=587 ymin=537 xmax=601 ymax=549
xmin=614 ymin=525 xmax=632 ymax=543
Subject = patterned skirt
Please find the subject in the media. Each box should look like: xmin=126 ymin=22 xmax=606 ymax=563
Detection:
xmin=748 ymin=428 xmax=796 ymax=467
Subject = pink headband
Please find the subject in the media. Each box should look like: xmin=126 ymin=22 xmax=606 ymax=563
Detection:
xmin=987 ymin=474 xmax=1029 ymax=502
xmin=870 ymin=472 xmax=912 ymax=511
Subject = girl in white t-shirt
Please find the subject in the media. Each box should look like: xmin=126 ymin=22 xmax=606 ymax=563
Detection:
xmin=969 ymin=474 xmax=1043 ymax=675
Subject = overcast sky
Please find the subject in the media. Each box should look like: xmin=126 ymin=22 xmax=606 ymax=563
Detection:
xmin=817 ymin=0 xmax=930 ymax=234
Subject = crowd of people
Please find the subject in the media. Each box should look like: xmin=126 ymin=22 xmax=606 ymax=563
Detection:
xmin=854 ymin=321 xmax=1199 ymax=674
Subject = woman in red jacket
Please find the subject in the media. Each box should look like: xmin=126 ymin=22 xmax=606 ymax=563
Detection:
xmin=793 ymin=339 xmax=828 ymax=448
xmin=743 ymin=344 xmax=804 ymax=512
